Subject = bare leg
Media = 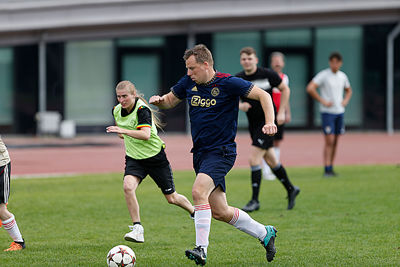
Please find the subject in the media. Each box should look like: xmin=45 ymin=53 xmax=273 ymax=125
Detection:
xmin=0 ymin=204 xmax=12 ymax=221
xmin=164 ymin=192 xmax=194 ymax=214
xmin=324 ymin=134 xmax=335 ymax=166
xmin=330 ymin=134 xmax=340 ymax=166
xmin=123 ymin=175 xmax=141 ymax=222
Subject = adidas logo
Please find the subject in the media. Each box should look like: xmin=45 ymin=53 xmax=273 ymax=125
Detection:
xmin=191 ymin=86 xmax=198 ymax=91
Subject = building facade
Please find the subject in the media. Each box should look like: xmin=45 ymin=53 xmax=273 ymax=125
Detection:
xmin=0 ymin=0 xmax=399 ymax=134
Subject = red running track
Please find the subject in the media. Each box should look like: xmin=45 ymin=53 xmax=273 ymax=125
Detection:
xmin=3 ymin=132 xmax=400 ymax=178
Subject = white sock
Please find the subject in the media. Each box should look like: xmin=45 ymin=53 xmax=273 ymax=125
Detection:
xmin=2 ymin=214 xmax=23 ymax=242
xmin=194 ymin=204 xmax=211 ymax=254
xmin=274 ymin=147 xmax=281 ymax=162
xmin=229 ymin=208 xmax=267 ymax=241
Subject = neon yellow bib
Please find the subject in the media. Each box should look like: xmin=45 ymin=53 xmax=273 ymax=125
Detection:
xmin=113 ymin=99 xmax=164 ymax=159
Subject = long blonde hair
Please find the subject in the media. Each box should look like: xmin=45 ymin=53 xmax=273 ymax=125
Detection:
xmin=115 ymin=81 xmax=165 ymax=129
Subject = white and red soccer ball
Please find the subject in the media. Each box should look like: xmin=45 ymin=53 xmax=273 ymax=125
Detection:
xmin=107 ymin=245 xmax=136 ymax=267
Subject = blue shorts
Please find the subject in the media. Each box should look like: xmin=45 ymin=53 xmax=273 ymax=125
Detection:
xmin=321 ymin=113 xmax=345 ymax=135
xmin=192 ymin=144 xmax=237 ymax=192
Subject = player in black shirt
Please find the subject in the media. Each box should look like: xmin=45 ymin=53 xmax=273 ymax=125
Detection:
xmin=236 ymin=47 xmax=300 ymax=211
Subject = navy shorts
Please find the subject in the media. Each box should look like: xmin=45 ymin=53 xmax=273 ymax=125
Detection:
xmin=124 ymin=148 xmax=175 ymax=195
xmin=193 ymin=144 xmax=236 ymax=192
xmin=321 ymin=113 xmax=345 ymax=135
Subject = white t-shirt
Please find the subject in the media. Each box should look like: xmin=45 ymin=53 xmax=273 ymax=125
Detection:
xmin=312 ymin=68 xmax=350 ymax=114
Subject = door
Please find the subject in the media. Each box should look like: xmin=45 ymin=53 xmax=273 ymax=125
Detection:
xmin=117 ymin=49 xmax=161 ymax=101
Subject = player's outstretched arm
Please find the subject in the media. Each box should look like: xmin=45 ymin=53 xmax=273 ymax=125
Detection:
xmin=106 ymin=125 xmax=151 ymax=140
xmin=149 ymin=92 xmax=181 ymax=109
xmin=247 ymin=86 xmax=277 ymax=136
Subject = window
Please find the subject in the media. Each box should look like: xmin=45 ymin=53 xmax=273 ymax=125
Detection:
xmin=0 ymin=48 xmax=13 ymax=125
xmin=65 ymin=41 xmax=114 ymax=126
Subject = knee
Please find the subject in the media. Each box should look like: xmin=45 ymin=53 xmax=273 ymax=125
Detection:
xmin=192 ymin=188 xmax=206 ymax=203
xmin=211 ymin=209 xmax=228 ymax=222
xmin=123 ymin=182 xmax=135 ymax=194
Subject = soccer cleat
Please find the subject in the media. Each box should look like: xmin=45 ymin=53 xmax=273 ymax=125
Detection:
xmin=185 ymin=246 xmax=207 ymax=266
xmin=261 ymin=226 xmax=277 ymax=262
xmin=4 ymin=241 xmax=25 ymax=251
xmin=287 ymin=186 xmax=300 ymax=210
xmin=242 ymin=199 xmax=260 ymax=212
xmin=190 ymin=212 xmax=195 ymax=220
xmin=124 ymin=224 xmax=144 ymax=243
xmin=324 ymin=171 xmax=338 ymax=178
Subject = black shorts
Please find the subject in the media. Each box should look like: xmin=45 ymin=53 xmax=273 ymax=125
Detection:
xmin=124 ymin=148 xmax=175 ymax=195
xmin=249 ymin=124 xmax=274 ymax=150
xmin=0 ymin=162 xmax=11 ymax=204
xmin=274 ymin=124 xmax=285 ymax=141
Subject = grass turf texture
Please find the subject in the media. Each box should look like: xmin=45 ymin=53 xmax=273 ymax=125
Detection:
xmin=0 ymin=165 xmax=399 ymax=266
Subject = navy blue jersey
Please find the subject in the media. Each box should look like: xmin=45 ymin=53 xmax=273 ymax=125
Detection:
xmin=171 ymin=72 xmax=253 ymax=153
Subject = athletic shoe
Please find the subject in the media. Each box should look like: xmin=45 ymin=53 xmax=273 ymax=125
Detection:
xmin=190 ymin=212 xmax=195 ymax=220
xmin=323 ymin=171 xmax=338 ymax=178
xmin=185 ymin=246 xmax=207 ymax=266
xmin=242 ymin=199 xmax=260 ymax=212
xmin=124 ymin=224 xmax=144 ymax=243
xmin=4 ymin=241 xmax=25 ymax=251
xmin=287 ymin=186 xmax=300 ymax=210
xmin=261 ymin=226 xmax=277 ymax=262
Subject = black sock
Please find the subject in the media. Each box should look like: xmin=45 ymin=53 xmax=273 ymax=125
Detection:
xmin=133 ymin=222 xmax=141 ymax=225
xmin=272 ymin=164 xmax=294 ymax=192
xmin=251 ymin=168 xmax=262 ymax=202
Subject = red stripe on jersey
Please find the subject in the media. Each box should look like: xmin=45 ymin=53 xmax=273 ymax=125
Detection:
xmin=216 ymin=72 xmax=231 ymax=78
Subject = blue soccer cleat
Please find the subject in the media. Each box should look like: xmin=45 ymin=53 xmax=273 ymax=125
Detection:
xmin=261 ymin=225 xmax=277 ymax=262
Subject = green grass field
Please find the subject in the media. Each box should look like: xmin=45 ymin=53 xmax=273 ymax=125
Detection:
xmin=0 ymin=165 xmax=399 ymax=266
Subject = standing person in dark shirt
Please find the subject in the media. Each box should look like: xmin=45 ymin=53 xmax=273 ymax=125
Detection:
xmin=150 ymin=44 xmax=278 ymax=265
xmin=236 ymin=47 xmax=300 ymax=212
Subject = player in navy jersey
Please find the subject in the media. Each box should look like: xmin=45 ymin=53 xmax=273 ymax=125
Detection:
xmin=150 ymin=44 xmax=278 ymax=265
xmin=236 ymin=47 xmax=300 ymax=212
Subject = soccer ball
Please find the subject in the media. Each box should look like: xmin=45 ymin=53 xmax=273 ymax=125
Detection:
xmin=107 ymin=245 xmax=136 ymax=267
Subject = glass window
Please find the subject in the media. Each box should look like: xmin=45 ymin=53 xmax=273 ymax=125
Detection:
xmin=65 ymin=40 xmax=114 ymax=126
xmin=121 ymin=54 xmax=160 ymax=99
xmin=0 ymin=48 xmax=13 ymax=125
xmin=265 ymin=28 xmax=312 ymax=47
xmin=117 ymin=36 xmax=165 ymax=47
xmin=213 ymin=31 xmax=261 ymax=74
xmin=314 ymin=26 xmax=363 ymax=126
xmin=283 ymin=54 xmax=309 ymax=126
xmin=213 ymin=31 xmax=261 ymax=128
